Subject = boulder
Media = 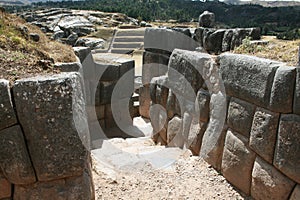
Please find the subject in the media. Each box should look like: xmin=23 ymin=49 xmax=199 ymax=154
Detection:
xmin=221 ymin=129 xmax=256 ymax=195
xmin=249 ymin=108 xmax=279 ymax=164
xmin=227 ymin=97 xmax=255 ymax=137
xmin=251 ymin=157 xmax=295 ymax=200
xmin=0 ymin=79 xmax=17 ymax=131
xmin=13 ymin=72 xmax=89 ymax=181
xmin=199 ymin=11 xmax=215 ymax=28
xmin=52 ymin=30 xmax=65 ymax=40
xmin=203 ymin=29 xmax=225 ymax=54
xmin=66 ymin=32 xmax=79 ymax=46
xmin=274 ymin=114 xmax=300 ymax=183
xmin=29 ymin=33 xmax=40 ymax=42
xmin=0 ymin=125 xmax=36 ymax=184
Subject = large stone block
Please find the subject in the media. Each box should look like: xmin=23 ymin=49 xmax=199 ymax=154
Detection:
xmin=0 ymin=125 xmax=36 ymax=184
xmin=221 ymin=129 xmax=256 ymax=195
xmin=290 ymin=185 xmax=300 ymax=200
xmin=0 ymin=79 xmax=17 ymax=131
xmin=155 ymin=76 xmax=169 ymax=109
xmin=293 ymin=68 xmax=300 ymax=114
xmin=99 ymin=81 xmax=117 ymax=105
xmin=14 ymin=170 xmax=94 ymax=200
xmin=0 ymin=171 xmax=11 ymax=199
xmin=13 ymin=73 xmax=89 ymax=182
xmin=167 ymin=116 xmax=182 ymax=146
xmin=251 ymin=157 xmax=295 ymax=200
xmin=227 ymin=97 xmax=255 ymax=137
xmin=222 ymin=29 xmax=233 ymax=52
xmin=269 ymin=66 xmax=296 ymax=113
xmin=142 ymin=51 xmax=169 ymax=85
xmin=168 ymin=49 xmax=208 ymax=100
xmin=144 ymin=28 xmax=199 ymax=53
xmin=203 ymin=29 xmax=225 ymax=54
xmin=249 ymin=108 xmax=279 ymax=164
xmin=274 ymin=114 xmax=300 ymax=183
xmin=189 ymin=122 xmax=207 ymax=156
xmin=193 ymin=27 xmax=204 ymax=46
xmin=219 ymin=53 xmax=280 ymax=108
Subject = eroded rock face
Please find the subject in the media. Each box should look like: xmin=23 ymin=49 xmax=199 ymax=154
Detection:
xmin=199 ymin=11 xmax=215 ymax=28
xmin=13 ymin=72 xmax=89 ymax=182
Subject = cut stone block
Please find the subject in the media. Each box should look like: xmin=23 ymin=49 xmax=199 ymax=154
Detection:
xmin=0 ymin=79 xmax=17 ymax=131
xmin=14 ymin=170 xmax=94 ymax=200
xmin=221 ymin=129 xmax=256 ymax=195
xmin=269 ymin=66 xmax=296 ymax=113
xmin=251 ymin=157 xmax=295 ymax=200
xmin=0 ymin=125 xmax=36 ymax=184
xmin=13 ymin=72 xmax=89 ymax=181
xmin=274 ymin=114 xmax=300 ymax=183
xmin=139 ymin=85 xmax=150 ymax=118
xmin=249 ymin=108 xmax=279 ymax=164
xmin=195 ymin=89 xmax=210 ymax=123
xmin=99 ymin=81 xmax=117 ymax=105
xmin=219 ymin=53 xmax=280 ymax=108
xmin=227 ymin=97 xmax=255 ymax=137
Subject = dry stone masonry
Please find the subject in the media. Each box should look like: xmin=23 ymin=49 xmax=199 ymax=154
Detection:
xmin=0 ymin=73 xmax=94 ymax=200
xmin=144 ymin=28 xmax=300 ymax=199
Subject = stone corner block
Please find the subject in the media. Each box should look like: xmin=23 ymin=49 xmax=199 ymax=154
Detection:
xmin=13 ymin=72 xmax=89 ymax=182
xmin=0 ymin=79 xmax=17 ymax=131
xmin=269 ymin=66 xmax=296 ymax=113
xmin=249 ymin=107 xmax=279 ymax=164
xmin=274 ymin=114 xmax=300 ymax=184
xmin=221 ymin=129 xmax=256 ymax=195
xmin=251 ymin=157 xmax=295 ymax=200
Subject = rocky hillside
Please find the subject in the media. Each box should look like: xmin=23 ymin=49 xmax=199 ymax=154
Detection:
xmin=0 ymin=12 xmax=76 ymax=83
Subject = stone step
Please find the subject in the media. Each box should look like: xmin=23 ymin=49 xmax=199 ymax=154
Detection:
xmin=112 ymin=42 xmax=143 ymax=49
xmin=114 ymin=36 xmax=144 ymax=43
xmin=116 ymin=29 xmax=145 ymax=37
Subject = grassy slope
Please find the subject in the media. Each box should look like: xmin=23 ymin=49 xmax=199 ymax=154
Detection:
xmin=0 ymin=13 xmax=76 ymax=83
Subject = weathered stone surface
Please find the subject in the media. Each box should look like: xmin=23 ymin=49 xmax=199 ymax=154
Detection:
xmin=199 ymin=11 xmax=215 ymax=28
xmin=195 ymin=89 xmax=210 ymax=123
xmin=144 ymin=28 xmax=199 ymax=53
xmin=73 ymin=46 xmax=91 ymax=63
xmin=189 ymin=122 xmax=207 ymax=156
xmin=0 ymin=79 xmax=17 ymax=131
xmin=290 ymin=185 xmax=300 ymax=200
xmin=269 ymin=66 xmax=296 ymax=113
xmin=227 ymin=97 xmax=255 ymax=137
xmin=230 ymin=28 xmax=250 ymax=50
xmin=99 ymin=81 xmax=117 ymax=105
xmin=155 ymin=76 xmax=169 ymax=109
xmin=251 ymin=157 xmax=295 ymax=200
xmin=293 ymin=68 xmax=300 ymax=114
xmin=274 ymin=114 xmax=300 ymax=183
xmin=167 ymin=116 xmax=182 ymax=145
xmin=0 ymin=125 xmax=36 ymax=184
xmin=203 ymin=29 xmax=225 ymax=54
xmin=75 ymin=37 xmax=104 ymax=50
xmin=150 ymin=103 xmax=168 ymax=144
xmin=219 ymin=53 xmax=280 ymax=107
xmin=168 ymin=49 xmax=207 ymax=100
xmin=14 ymin=170 xmax=94 ymax=200
xmin=142 ymin=51 xmax=169 ymax=85
xmin=95 ymin=105 xmax=105 ymax=120
xmin=222 ymin=29 xmax=233 ymax=52
xmin=105 ymin=104 xmax=117 ymax=129
xmin=193 ymin=27 xmax=204 ymax=47
xmin=221 ymin=129 xmax=256 ymax=195
xmin=13 ymin=72 xmax=89 ymax=181
xmin=249 ymin=108 xmax=279 ymax=164
xmin=139 ymin=85 xmax=151 ymax=118
xmin=0 ymin=171 xmax=11 ymax=199
xmin=54 ymin=62 xmax=82 ymax=72
xmin=200 ymin=91 xmax=227 ymax=170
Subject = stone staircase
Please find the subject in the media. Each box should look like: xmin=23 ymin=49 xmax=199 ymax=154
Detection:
xmin=110 ymin=29 xmax=145 ymax=54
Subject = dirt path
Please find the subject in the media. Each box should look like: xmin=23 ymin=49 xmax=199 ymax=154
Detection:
xmin=92 ymin=153 xmax=251 ymax=200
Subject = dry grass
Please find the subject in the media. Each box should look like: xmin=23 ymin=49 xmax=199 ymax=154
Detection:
xmin=233 ymin=36 xmax=300 ymax=66
xmin=0 ymin=13 xmax=77 ymax=84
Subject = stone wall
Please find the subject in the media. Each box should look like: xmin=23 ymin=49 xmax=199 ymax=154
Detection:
xmin=0 ymin=72 xmax=94 ymax=199
xmin=148 ymin=48 xmax=300 ymax=199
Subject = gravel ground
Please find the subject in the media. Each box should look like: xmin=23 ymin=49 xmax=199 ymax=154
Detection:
xmin=92 ymin=155 xmax=252 ymax=200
